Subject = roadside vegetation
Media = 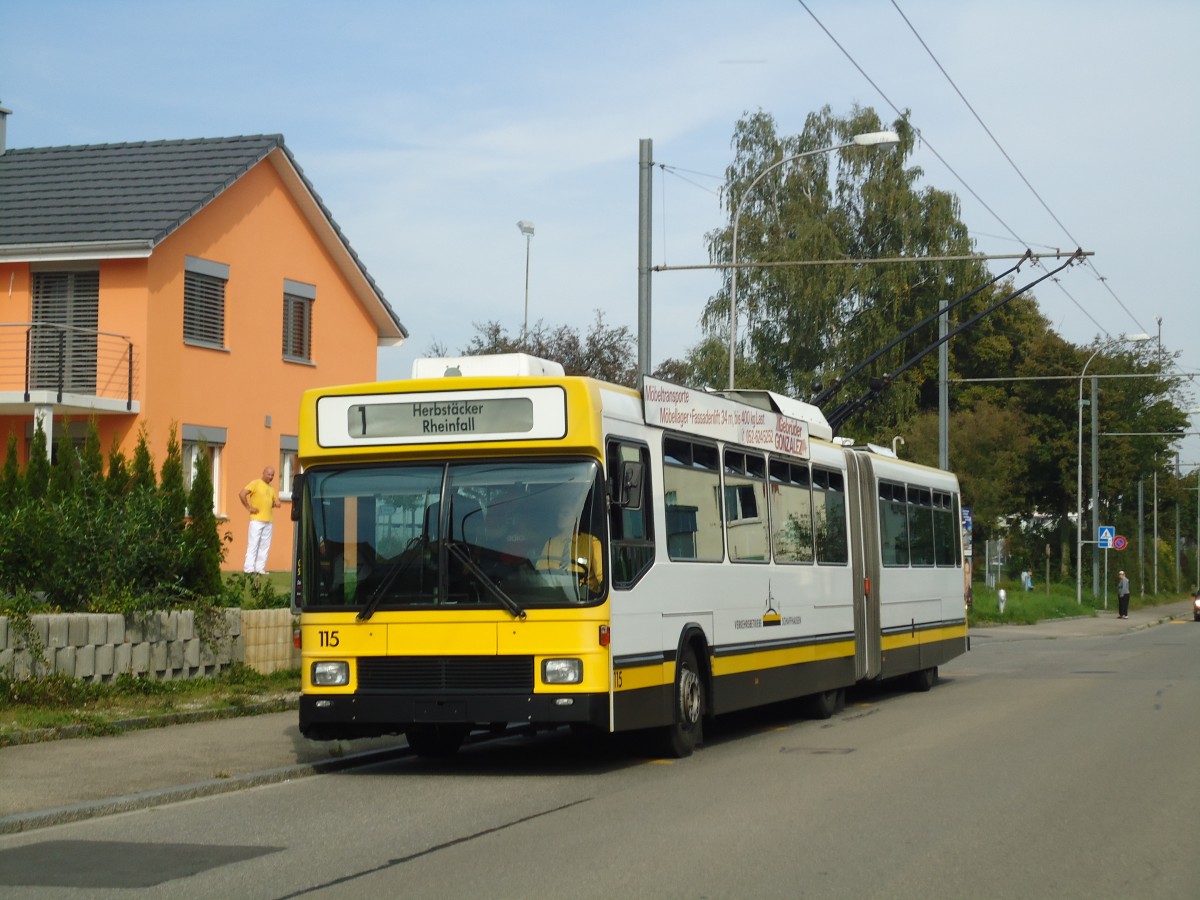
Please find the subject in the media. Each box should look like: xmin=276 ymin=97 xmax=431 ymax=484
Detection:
xmin=967 ymin=581 xmax=1178 ymax=625
xmin=0 ymin=664 xmax=299 ymax=746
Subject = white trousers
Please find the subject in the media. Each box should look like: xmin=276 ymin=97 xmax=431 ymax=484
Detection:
xmin=244 ymin=520 xmax=273 ymax=574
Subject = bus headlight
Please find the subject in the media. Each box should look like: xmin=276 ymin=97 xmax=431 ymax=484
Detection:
xmin=542 ymin=658 xmax=583 ymax=684
xmin=312 ymin=661 xmax=349 ymax=686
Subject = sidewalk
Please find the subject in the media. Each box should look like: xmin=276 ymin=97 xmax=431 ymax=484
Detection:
xmin=2 ymin=598 xmax=1195 ymax=834
xmin=0 ymin=711 xmax=410 ymax=834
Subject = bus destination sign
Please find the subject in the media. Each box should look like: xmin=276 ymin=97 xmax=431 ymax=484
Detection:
xmin=349 ymin=397 xmax=534 ymax=438
xmin=315 ymin=386 xmax=567 ymax=447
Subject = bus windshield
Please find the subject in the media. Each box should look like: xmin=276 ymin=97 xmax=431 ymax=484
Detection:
xmin=295 ymin=459 xmax=607 ymax=613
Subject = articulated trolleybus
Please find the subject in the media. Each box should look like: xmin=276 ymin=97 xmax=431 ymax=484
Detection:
xmin=293 ymin=354 xmax=968 ymax=758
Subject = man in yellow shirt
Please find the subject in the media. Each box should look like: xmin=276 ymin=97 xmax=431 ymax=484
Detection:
xmin=239 ymin=466 xmax=282 ymax=574
xmin=535 ymin=502 xmax=603 ymax=594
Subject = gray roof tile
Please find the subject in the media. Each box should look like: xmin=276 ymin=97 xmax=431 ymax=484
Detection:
xmin=0 ymin=135 xmax=406 ymax=338
xmin=0 ymin=135 xmax=280 ymax=245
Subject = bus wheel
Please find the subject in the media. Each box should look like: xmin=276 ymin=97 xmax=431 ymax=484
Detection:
xmin=661 ymin=647 xmax=704 ymax=758
xmin=406 ymin=724 xmax=469 ymax=758
xmin=806 ymin=687 xmax=842 ymax=720
xmin=909 ymin=666 xmax=937 ymax=693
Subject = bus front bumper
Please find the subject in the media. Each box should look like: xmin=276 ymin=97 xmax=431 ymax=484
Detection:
xmin=299 ymin=692 xmax=609 ymax=741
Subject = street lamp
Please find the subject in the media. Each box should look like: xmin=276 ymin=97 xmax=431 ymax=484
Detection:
xmin=1075 ymin=332 xmax=1151 ymax=604
xmin=517 ymin=220 xmax=535 ymax=335
xmin=727 ymin=130 xmax=900 ymax=389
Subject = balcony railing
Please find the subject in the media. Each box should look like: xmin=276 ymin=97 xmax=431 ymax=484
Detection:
xmin=0 ymin=322 xmax=139 ymax=410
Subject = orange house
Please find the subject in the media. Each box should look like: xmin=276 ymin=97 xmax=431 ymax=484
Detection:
xmin=0 ymin=120 xmax=407 ymax=573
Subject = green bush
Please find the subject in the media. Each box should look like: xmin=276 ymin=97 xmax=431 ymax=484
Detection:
xmin=0 ymin=418 xmax=233 ymax=613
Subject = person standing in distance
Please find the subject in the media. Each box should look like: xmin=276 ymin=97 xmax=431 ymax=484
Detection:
xmin=1116 ymin=569 xmax=1131 ymax=619
xmin=239 ymin=466 xmax=281 ymax=575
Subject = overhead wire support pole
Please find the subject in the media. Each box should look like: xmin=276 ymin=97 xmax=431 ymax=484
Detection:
xmin=825 ymin=250 xmax=1085 ymax=432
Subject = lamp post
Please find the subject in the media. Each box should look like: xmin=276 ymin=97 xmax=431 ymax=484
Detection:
xmin=1076 ymin=333 xmax=1151 ymax=604
xmin=727 ymin=130 xmax=899 ymax=390
xmin=517 ymin=220 xmax=535 ymax=336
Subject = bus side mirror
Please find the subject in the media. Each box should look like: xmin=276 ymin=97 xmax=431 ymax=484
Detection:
xmin=619 ymin=460 xmax=644 ymax=510
xmin=290 ymin=473 xmax=304 ymax=521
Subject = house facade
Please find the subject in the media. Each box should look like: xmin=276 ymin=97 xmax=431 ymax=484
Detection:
xmin=0 ymin=118 xmax=406 ymax=573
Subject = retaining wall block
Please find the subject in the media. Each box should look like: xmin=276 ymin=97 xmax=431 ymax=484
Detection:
xmin=232 ymin=633 xmax=245 ymax=665
xmin=113 ymin=643 xmax=132 ymax=675
xmin=224 ymin=608 xmax=242 ymax=637
xmin=86 ymin=615 xmax=108 ymax=646
xmin=75 ymin=644 xmax=96 ymax=679
xmin=168 ymin=640 xmax=185 ymax=671
xmin=0 ymin=616 xmax=8 ymax=650
xmin=46 ymin=615 xmax=68 ymax=650
xmin=11 ymin=649 xmax=33 ymax=680
xmin=0 ymin=648 xmax=12 ymax=674
xmin=124 ymin=614 xmax=144 ymax=643
xmin=177 ymin=610 xmax=194 ymax=642
xmin=145 ymin=612 xmax=164 ymax=643
xmin=106 ymin=614 xmax=125 ymax=645
xmin=150 ymin=641 xmax=168 ymax=674
xmin=184 ymin=638 xmax=201 ymax=668
xmin=54 ymin=645 xmax=76 ymax=676
xmin=94 ymin=644 xmax=114 ymax=679
xmin=165 ymin=611 xmax=180 ymax=642
xmin=25 ymin=615 xmax=50 ymax=651
xmin=66 ymin=614 xmax=89 ymax=647
xmin=130 ymin=642 xmax=150 ymax=675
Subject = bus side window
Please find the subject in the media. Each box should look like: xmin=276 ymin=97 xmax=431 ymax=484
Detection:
xmin=608 ymin=439 xmax=655 ymax=588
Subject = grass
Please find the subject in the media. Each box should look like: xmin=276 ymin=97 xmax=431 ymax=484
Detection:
xmin=968 ymin=579 xmax=1178 ymax=625
xmin=0 ymin=665 xmax=299 ymax=745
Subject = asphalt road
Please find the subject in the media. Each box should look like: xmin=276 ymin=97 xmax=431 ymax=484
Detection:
xmin=0 ymin=602 xmax=1196 ymax=899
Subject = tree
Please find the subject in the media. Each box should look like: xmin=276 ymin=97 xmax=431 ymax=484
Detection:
xmin=454 ymin=310 xmax=641 ymax=386
xmin=695 ymin=106 xmax=1050 ymax=442
xmin=0 ymin=432 xmax=22 ymax=512
xmin=130 ymin=426 xmax=156 ymax=493
xmin=184 ymin=441 xmax=226 ymax=597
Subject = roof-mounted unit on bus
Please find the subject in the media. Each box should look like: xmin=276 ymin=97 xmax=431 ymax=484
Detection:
xmin=410 ymin=353 xmax=566 ymax=379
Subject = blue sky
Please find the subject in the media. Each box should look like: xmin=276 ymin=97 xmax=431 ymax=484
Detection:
xmin=4 ymin=0 xmax=1199 ymax=461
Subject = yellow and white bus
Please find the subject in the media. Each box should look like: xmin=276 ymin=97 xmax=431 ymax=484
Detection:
xmin=292 ymin=354 xmax=968 ymax=757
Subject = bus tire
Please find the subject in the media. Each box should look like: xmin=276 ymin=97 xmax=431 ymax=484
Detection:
xmin=406 ymin=724 xmax=469 ymax=758
xmin=806 ymin=687 xmax=842 ymax=720
xmin=660 ymin=646 xmax=704 ymax=758
xmin=909 ymin=666 xmax=937 ymax=693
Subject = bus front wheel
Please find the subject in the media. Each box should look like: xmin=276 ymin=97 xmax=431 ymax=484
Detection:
xmin=660 ymin=646 xmax=704 ymax=758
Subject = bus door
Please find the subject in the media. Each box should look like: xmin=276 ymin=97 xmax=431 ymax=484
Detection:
xmin=847 ymin=453 xmax=882 ymax=681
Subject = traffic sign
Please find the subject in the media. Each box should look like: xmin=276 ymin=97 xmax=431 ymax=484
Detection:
xmin=1097 ymin=525 xmax=1115 ymax=549
xmin=1113 ymin=535 xmax=1128 ymax=551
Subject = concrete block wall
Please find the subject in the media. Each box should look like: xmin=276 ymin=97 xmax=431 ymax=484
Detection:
xmin=0 ymin=608 xmax=298 ymax=681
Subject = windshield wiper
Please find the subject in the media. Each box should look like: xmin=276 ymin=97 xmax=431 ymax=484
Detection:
xmin=357 ymin=536 xmax=421 ymax=623
xmin=444 ymin=541 xmax=527 ymax=620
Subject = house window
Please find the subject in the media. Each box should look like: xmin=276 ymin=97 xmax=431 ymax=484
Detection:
xmin=279 ymin=435 xmax=299 ymax=500
xmin=184 ymin=256 xmax=229 ymax=348
xmin=283 ymin=279 xmax=315 ymax=362
xmin=182 ymin=424 xmax=227 ymax=514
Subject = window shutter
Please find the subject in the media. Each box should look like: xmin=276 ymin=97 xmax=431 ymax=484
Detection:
xmin=184 ymin=271 xmax=226 ymax=346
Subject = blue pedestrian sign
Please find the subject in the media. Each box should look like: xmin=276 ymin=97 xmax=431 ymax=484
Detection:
xmin=1097 ymin=525 xmax=1115 ymax=549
